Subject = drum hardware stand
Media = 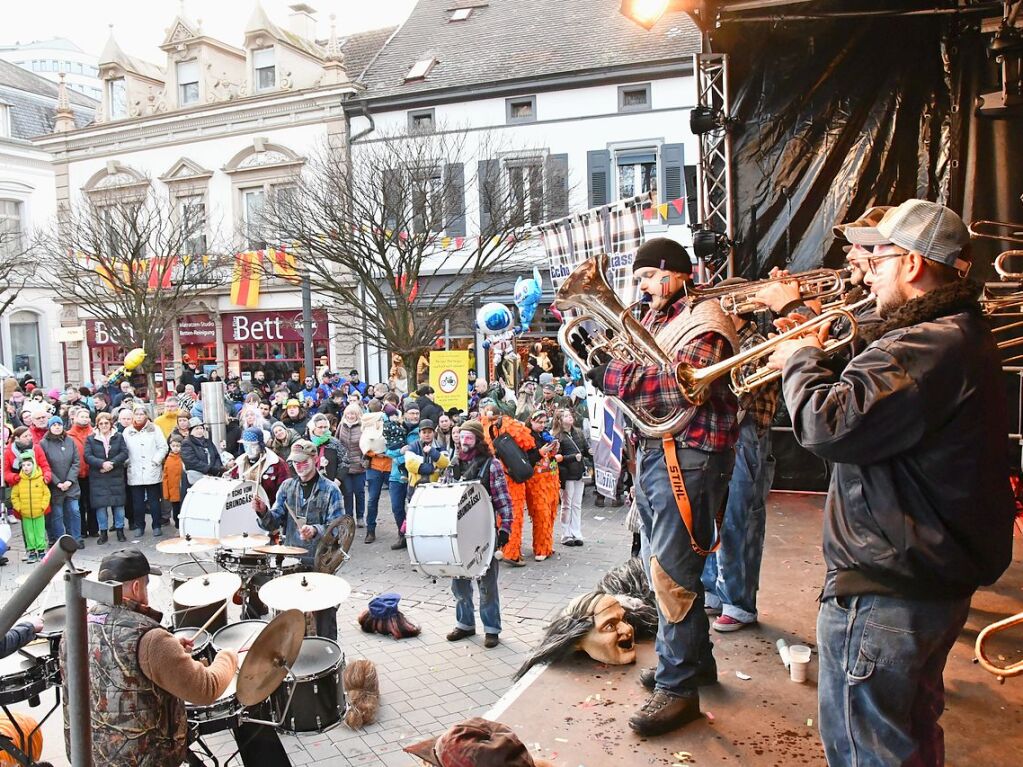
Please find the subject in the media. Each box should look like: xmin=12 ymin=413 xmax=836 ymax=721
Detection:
xmin=0 ymin=688 xmax=61 ymax=767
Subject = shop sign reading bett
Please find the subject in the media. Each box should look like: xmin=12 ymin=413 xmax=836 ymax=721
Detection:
xmin=222 ymin=309 xmax=329 ymax=343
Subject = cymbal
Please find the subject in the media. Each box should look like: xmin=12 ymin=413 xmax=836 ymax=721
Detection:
xmin=219 ymin=532 xmax=270 ymax=550
xmin=315 ymin=516 xmax=356 ymax=574
xmin=174 ymin=571 xmax=241 ymax=608
xmin=236 ymin=609 xmax=304 ymax=707
xmin=258 ymin=572 xmax=351 ymax=613
xmin=155 ymin=535 xmax=220 ymax=554
xmin=254 ymin=545 xmax=308 ymax=556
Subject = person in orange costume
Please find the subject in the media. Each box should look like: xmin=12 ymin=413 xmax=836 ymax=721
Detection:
xmin=479 ymin=405 xmax=532 ymax=567
xmin=522 ymin=410 xmax=561 ymax=561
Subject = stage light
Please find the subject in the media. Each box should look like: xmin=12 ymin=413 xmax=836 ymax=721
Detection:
xmin=619 ymin=0 xmax=672 ymax=30
xmin=692 ymin=227 xmax=730 ymax=261
xmin=690 ymin=105 xmax=724 ymax=135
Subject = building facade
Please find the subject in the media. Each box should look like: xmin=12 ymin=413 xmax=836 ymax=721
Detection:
xmin=345 ymin=0 xmax=702 ymax=383
xmin=0 ymin=37 xmax=102 ymax=101
xmin=34 ymin=4 xmax=394 ymax=394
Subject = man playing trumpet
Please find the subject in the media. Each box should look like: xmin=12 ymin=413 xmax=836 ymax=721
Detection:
xmin=584 ymin=237 xmax=739 ymax=736
xmin=766 ymin=199 xmax=1016 ymax=767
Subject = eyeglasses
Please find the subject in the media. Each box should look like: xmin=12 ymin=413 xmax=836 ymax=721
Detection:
xmin=865 ymin=251 xmax=909 ymax=276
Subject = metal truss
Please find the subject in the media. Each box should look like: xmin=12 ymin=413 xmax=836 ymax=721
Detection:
xmin=693 ymin=52 xmax=735 ymax=281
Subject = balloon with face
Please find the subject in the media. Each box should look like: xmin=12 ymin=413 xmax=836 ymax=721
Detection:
xmin=513 ymin=267 xmax=543 ymax=334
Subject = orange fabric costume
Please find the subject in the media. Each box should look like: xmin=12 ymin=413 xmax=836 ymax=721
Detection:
xmin=523 ymin=445 xmax=560 ymax=558
xmin=480 ymin=415 xmax=531 ymax=562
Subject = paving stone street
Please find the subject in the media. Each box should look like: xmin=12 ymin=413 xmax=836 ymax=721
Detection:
xmin=0 ymin=487 xmax=636 ymax=766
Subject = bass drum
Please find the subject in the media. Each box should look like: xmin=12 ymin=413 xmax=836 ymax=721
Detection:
xmin=271 ymin=637 xmax=345 ymax=734
xmin=406 ymin=481 xmax=495 ymax=578
xmin=171 ymin=561 xmax=227 ymax=631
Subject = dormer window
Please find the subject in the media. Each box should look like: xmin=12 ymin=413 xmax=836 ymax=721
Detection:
xmin=177 ymin=60 xmax=200 ymax=106
xmin=253 ymin=47 xmax=276 ymax=92
xmin=450 ymin=8 xmax=473 ymax=21
xmin=107 ymin=78 xmax=127 ymax=119
xmin=405 ymin=58 xmax=436 ymax=82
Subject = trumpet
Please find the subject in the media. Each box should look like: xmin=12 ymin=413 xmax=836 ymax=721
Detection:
xmin=710 ymin=269 xmax=849 ymax=315
xmin=995 ymin=250 xmax=1023 ymax=280
xmin=974 ymin=611 xmax=1023 ymax=683
xmin=968 ymin=219 xmax=1023 ymax=245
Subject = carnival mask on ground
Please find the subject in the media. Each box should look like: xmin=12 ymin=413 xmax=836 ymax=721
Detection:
xmin=514 ymin=558 xmax=658 ymax=680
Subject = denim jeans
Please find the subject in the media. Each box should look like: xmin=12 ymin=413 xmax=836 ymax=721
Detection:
xmin=49 ymin=497 xmax=82 ymax=542
xmin=365 ymin=468 xmax=387 ymax=531
xmin=341 ymin=472 xmax=366 ymax=521
xmin=452 ymin=556 xmax=501 ymax=635
xmin=817 ymin=594 xmax=971 ymax=767
xmin=96 ymin=506 xmax=126 ymax=531
xmin=388 ymin=480 xmax=408 ymax=532
xmin=702 ymin=420 xmax=774 ymax=623
xmin=635 ymin=443 xmax=734 ymax=696
xmin=130 ymin=483 xmax=163 ymax=533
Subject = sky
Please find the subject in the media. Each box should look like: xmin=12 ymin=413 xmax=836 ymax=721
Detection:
xmin=1 ymin=0 xmax=417 ymax=60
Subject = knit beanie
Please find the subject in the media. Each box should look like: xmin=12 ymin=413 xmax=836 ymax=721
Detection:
xmin=47 ymin=416 xmax=63 ymax=429
xmin=460 ymin=420 xmax=485 ymax=443
xmin=241 ymin=427 xmax=265 ymax=445
xmin=383 ymin=419 xmax=406 ymax=451
xmin=631 ymin=237 xmax=693 ymax=274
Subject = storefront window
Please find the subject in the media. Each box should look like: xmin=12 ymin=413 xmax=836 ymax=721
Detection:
xmin=9 ymin=310 xmax=41 ymax=382
xmin=230 ymin=340 xmax=328 ymax=383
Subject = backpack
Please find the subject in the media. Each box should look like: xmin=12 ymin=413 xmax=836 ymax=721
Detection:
xmin=489 ymin=419 xmax=534 ymax=484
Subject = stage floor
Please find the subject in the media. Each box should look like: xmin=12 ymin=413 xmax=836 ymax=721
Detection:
xmin=489 ymin=493 xmax=1023 ymax=767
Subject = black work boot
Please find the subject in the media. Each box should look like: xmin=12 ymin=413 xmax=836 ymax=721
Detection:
xmin=115 ymin=528 xmax=126 ymax=543
xmin=628 ymin=690 xmax=702 ymax=736
xmin=390 ymin=535 xmax=407 ymax=550
xmin=98 ymin=531 xmax=108 ymax=545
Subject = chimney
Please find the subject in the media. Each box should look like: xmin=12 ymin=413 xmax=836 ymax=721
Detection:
xmin=288 ymin=3 xmax=317 ymax=40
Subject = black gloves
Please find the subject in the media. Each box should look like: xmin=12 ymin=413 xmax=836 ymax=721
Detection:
xmin=497 ymin=529 xmax=510 ymax=549
xmin=569 ymin=328 xmax=612 ymax=367
xmin=586 ymin=362 xmax=609 ymax=392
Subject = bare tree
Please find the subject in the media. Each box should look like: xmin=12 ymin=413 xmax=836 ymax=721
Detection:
xmin=36 ymin=187 xmax=228 ymax=397
xmin=0 ymin=227 xmax=37 ymax=316
xmin=257 ymin=127 xmax=568 ymax=370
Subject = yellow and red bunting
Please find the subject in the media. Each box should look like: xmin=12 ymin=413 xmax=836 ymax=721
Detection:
xmin=147 ymin=256 xmax=177 ymax=291
xmin=269 ymin=247 xmax=300 ymax=284
xmin=230 ymin=250 xmax=262 ymax=308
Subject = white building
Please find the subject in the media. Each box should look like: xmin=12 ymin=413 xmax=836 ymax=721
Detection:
xmin=34 ymin=3 xmax=395 ymax=393
xmin=0 ymin=59 xmax=95 ymax=388
xmin=0 ymin=37 xmax=102 ymax=101
xmin=345 ymin=0 xmax=702 ymax=382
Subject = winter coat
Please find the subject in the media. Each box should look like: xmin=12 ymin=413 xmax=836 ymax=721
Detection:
xmin=162 ymin=452 xmax=184 ymax=503
xmin=310 ymin=436 xmax=348 ymax=483
xmin=66 ymin=423 xmax=93 ymax=479
xmin=123 ymin=422 xmax=169 ymax=486
xmin=84 ymin=431 xmax=130 ymax=509
xmin=554 ymin=431 xmax=585 ymax=483
xmin=10 ymin=466 xmax=50 ymax=519
xmin=4 ymin=442 xmax=51 ymax=487
xmin=268 ymin=429 xmax=299 ymax=464
xmin=417 ymin=398 xmax=444 ymax=426
xmin=335 ymin=422 xmax=365 ymax=474
xmin=41 ymin=432 xmax=81 ymax=503
xmin=153 ymin=412 xmax=179 ymax=438
xmin=181 ymin=436 xmax=224 ymax=485
xmin=281 ymin=412 xmax=309 ymax=436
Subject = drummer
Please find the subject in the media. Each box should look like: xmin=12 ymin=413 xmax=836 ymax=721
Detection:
xmin=228 ymin=427 xmax=290 ymax=510
xmin=61 ymin=549 xmax=238 ymax=766
xmin=256 ymin=439 xmax=344 ymax=640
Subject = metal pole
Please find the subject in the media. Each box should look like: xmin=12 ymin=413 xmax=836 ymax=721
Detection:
xmin=302 ymin=272 xmax=315 ymax=378
xmin=65 ymin=565 xmax=93 ymax=767
xmin=722 ymin=53 xmax=735 ymax=278
xmin=0 ymin=535 xmax=77 ymax=636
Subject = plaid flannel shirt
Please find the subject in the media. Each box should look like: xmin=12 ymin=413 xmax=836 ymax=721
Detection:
xmin=736 ymin=321 xmax=781 ymax=434
xmin=603 ymin=299 xmax=739 ymax=452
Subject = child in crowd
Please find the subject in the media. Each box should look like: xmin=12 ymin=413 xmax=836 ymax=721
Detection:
xmin=163 ymin=434 xmax=185 ymax=527
xmin=11 ymin=452 xmax=50 ymax=563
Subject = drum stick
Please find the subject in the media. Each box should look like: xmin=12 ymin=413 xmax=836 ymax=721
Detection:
xmin=284 ymin=502 xmax=303 ymax=530
xmin=189 ymin=601 xmax=229 ymax=641
xmin=237 ymin=625 xmax=264 ymax=654
xmin=189 ymin=553 xmax=211 ymax=574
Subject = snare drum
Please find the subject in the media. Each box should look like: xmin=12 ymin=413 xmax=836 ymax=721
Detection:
xmin=37 ymin=605 xmax=67 ymax=657
xmin=186 ymin=676 xmax=242 ymax=735
xmin=170 ymin=561 xmax=228 ymax=631
xmin=173 ymin=628 xmax=215 ymax=666
xmin=0 ymin=652 xmax=59 ymax=705
xmin=271 ymin=637 xmax=346 ymax=733
xmin=212 ymin=620 xmax=268 ymax=654
xmin=215 ymin=548 xmax=270 ymax=576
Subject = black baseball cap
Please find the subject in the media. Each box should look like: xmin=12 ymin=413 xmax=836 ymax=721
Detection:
xmin=98 ymin=549 xmax=162 ymax=582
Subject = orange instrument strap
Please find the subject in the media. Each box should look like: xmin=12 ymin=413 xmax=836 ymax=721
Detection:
xmin=661 ymin=434 xmax=722 ymax=557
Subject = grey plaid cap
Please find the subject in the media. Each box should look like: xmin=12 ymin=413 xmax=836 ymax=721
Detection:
xmin=875 ymin=199 xmax=971 ymax=270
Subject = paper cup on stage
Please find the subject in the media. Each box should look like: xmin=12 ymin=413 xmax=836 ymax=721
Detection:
xmin=789 ymin=644 xmax=811 ymax=682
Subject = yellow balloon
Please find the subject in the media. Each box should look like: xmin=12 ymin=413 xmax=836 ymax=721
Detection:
xmin=124 ymin=348 xmax=147 ymax=371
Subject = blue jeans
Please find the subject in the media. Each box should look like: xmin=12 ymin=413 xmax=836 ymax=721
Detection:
xmin=702 ymin=420 xmax=774 ymax=623
xmin=635 ymin=443 xmax=733 ymax=696
xmin=452 ymin=556 xmax=501 ymax=635
xmin=96 ymin=506 xmax=125 ymax=531
xmin=388 ymin=480 xmax=408 ymax=533
xmin=48 ymin=497 xmax=81 ymax=542
xmin=365 ymin=468 xmax=387 ymax=531
xmin=817 ymin=594 xmax=971 ymax=767
xmin=130 ymin=484 xmax=163 ymax=532
xmin=341 ymin=472 xmax=366 ymax=521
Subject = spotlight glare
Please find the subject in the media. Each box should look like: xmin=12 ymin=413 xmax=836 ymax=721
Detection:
xmin=620 ymin=0 xmax=672 ymax=30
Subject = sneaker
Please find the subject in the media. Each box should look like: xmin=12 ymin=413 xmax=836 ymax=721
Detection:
xmin=446 ymin=627 xmax=475 ymax=642
xmin=153 ymin=528 xmax=162 ymax=538
xmin=534 ymin=554 xmax=547 ymax=562
xmin=628 ymin=690 xmax=702 ymax=736
xmin=133 ymin=529 xmax=144 ymax=540
xmin=365 ymin=530 xmax=376 ymax=544
xmin=561 ymin=537 xmax=575 ymax=546
xmin=356 ymin=518 xmax=366 ymax=529
xmin=484 ymin=633 xmax=499 ymax=649
xmin=506 ymin=558 xmax=526 ymax=568
xmin=713 ymin=615 xmax=755 ymax=633
xmin=390 ymin=536 xmax=407 ymax=550
xmin=23 ymin=552 xmax=35 ymax=563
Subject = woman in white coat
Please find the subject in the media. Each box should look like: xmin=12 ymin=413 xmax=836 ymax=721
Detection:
xmin=122 ymin=404 xmax=169 ymax=538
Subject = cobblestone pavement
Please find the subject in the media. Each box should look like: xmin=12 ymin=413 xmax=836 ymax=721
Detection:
xmin=0 ymin=487 xmax=635 ymax=766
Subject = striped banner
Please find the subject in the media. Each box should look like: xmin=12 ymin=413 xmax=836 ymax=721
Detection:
xmin=268 ymin=247 xmax=300 ymax=284
xmin=230 ymin=251 xmax=262 ymax=308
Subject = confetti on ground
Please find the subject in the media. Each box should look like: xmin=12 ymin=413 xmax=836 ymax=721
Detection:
xmin=555 ymin=738 xmax=568 ymax=743
xmin=807 ymin=717 xmax=814 ymax=726
xmin=704 ymin=710 xmax=715 ymax=722
xmin=672 ymin=751 xmax=695 ymax=764
xmin=735 ymin=671 xmax=752 ymax=680
xmin=594 ymin=516 xmax=606 ymax=521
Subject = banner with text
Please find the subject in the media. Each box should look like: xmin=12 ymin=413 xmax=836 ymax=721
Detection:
xmin=429 ymin=350 xmax=470 ymax=414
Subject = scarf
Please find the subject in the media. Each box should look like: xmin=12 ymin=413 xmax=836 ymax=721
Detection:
xmin=310 ymin=432 xmax=330 ymax=448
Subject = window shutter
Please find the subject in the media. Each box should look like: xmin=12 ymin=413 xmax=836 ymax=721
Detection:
xmin=545 ymin=153 xmax=569 ymax=221
xmin=477 ymin=159 xmax=499 ymax=236
xmin=444 ymin=162 xmax=465 ymax=237
xmin=661 ymin=143 xmax=685 ymax=223
xmin=382 ymin=168 xmax=403 ymax=233
xmin=586 ymin=149 xmax=611 ymax=208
